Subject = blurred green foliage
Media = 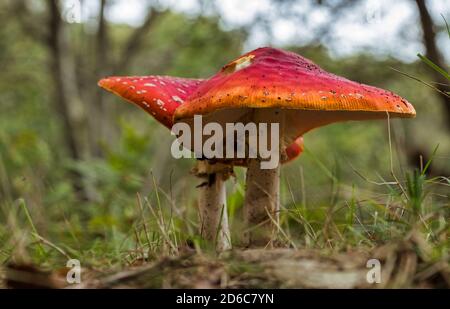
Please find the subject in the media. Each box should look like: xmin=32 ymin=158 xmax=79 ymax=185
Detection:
xmin=0 ymin=8 xmax=448 ymax=271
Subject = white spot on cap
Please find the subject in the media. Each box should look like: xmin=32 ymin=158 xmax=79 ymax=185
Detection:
xmin=224 ymin=54 xmax=255 ymax=73
xmin=172 ymin=95 xmax=183 ymax=104
xmin=144 ymin=83 xmax=156 ymax=87
xmin=156 ymin=99 xmax=165 ymax=107
xmin=177 ymin=88 xmax=186 ymax=94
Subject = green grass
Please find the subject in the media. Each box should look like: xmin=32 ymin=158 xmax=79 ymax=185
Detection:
xmin=0 ymin=137 xmax=448 ymax=283
xmin=0 ymin=112 xmax=448 ymax=288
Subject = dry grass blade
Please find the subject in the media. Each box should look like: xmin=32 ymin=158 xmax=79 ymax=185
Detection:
xmin=144 ymin=196 xmax=178 ymax=255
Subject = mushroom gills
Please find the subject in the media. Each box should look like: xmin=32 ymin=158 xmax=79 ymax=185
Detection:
xmin=197 ymin=107 xmax=396 ymax=149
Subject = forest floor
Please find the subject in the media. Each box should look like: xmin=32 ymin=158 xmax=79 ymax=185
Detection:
xmin=1 ymin=155 xmax=449 ymax=289
xmin=2 ymin=230 xmax=449 ymax=289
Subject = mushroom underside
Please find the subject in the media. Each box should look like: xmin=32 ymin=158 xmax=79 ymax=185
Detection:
xmin=177 ymin=108 xmax=401 ymax=153
xmin=176 ymin=107 xmax=405 ymax=247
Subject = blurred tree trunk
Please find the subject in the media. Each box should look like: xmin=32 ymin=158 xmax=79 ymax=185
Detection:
xmin=414 ymin=0 xmax=450 ymax=129
xmin=114 ymin=8 xmax=162 ymax=74
xmin=13 ymin=0 xmax=165 ymax=196
xmin=47 ymin=0 xmax=89 ymax=196
xmin=89 ymin=3 xmax=162 ymax=157
xmin=409 ymin=0 xmax=449 ymax=174
xmin=90 ymin=0 xmax=111 ymax=157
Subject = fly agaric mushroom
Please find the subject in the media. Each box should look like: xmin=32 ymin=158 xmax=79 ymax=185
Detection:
xmin=174 ymin=47 xmax=416 ymax=247
xmin=98 ymin=74 xmax=304 ymax=251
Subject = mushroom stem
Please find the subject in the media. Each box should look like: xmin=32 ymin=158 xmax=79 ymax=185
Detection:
xmin=194 ymin=160 xmax=232 ymax=252
xmin=243 ymin=158 xmax=280 ymax=247
xmin=243 ymin=108 xmax=284 ymax=247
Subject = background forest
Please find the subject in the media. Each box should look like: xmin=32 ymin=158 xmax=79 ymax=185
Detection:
xmin=0 ymin=0 xmax=448 ymax=288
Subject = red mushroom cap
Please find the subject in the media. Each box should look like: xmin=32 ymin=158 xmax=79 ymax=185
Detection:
xmin=174 ymin=47 xmax=416 ymax=150
xmin=175 ymin=47 xmax=416 ymax=119
xmin=98 ymin=73 xmax=305 ymax=164
xmin=98 ymin=75 xmax=202 ymax=128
